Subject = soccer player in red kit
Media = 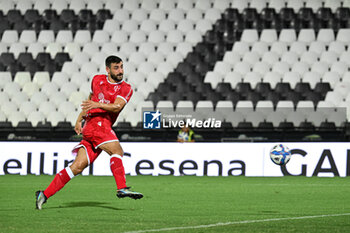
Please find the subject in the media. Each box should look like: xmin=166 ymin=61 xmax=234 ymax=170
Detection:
xmin=35 ymin=55 xmax=143 ymax=210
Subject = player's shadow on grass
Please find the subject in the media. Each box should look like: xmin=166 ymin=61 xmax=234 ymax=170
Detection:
xmin=50 ymin=201 xmax=124 ymax=211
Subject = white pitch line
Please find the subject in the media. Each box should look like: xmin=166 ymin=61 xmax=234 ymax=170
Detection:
xmin=123 ymin=213 xmax=350 ymax=233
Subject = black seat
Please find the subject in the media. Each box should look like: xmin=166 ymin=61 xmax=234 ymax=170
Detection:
xmin=194 ymin=42 xmax=211 ymax=57
xmin=24 ymin=9 xmax=41 ymax=25
xmin=195 ymin=83 xmax=213 ymax=96
xmin=0 ymin=19 xmax=9 ymax=37
xmin=0 ymin=121 xmax=14 ymax=140
xmin=305 ymin=92 xmax=322 ymax=106
xmin=36 ymin=52 xmax=52 ymax=68
xmin=96 ymin=9 xmax=112 ymax=28
xmin=242 ymin=8 xmax=259 ymax=26
xmin=214 ymin=18 xmax=229 ymax=34
xmin=0 ymin=53 xmax=15 ymax=67
xmin=18 ymin=53 xmax=35 ymax=69
xmin=213 ymin=41 xmax=227 ymax=57
xmin=185 ymin=51 xmax=202 ymax=67
xmin=266 ymin=92 xmax=281 ymax=107
xmin=185 ymin=73 xmax=203 ymax=88
xmin=168 ymin=91 xmax=185 ymax=105
xmin=203 ymin=50 xmax=221 ymax=67
xmin=225 ymin=91 xmax=240 ymax=106
xmin=279 ymin=8 xmax=295 ymax=27
xmin=147 ymin=92 xmax=163 ymax=106
xmin=176 ymin=62 xmax=195 ymax=77
xmin=257 ymin=121 xmax=274 ymax=132
xmin=215 ymin=83 xmax=233 ymax=98
xmin=54 ymin=121 xmax=75 ymax=140
xmin=156 ymin=82 xmax=173 ymax=93
xmin=186 ymin=92 xmax=201 ymax=105
xmin=166 ymin=72 xmax=184 ymax=86
xmin=7 ymin=9 xmax=23 ymax=26
xmin=204 ymin=30 xmax=219 ymax=45
xmin=116 ymin=122 xmax=132 ymax=130
xmin=173 ymin=82 xmax=192 ymax=92
xmin=299 ymin=121 xmax=315 ymax=131
xmin=286 ymin=91 xmax=303 ymax=106
xmin=314 ymin=82 xmax=331 ymax=98
xmin=316 ymin=8 xmax=333 ymax=28
xmin=78 ymin=9 xmax=95 ymax=27
xmin=223 ymin=30 xmax=236 ymax=46
xmin=223 ymin=8 xmax=240 ymax=22
xmin=335 ymin=7 xmax=350 ymax=27
xmin=43 ymin=61 xmax=57 ymax=76
xmin=50 ymin=19 xmax=65 ymax=34
xmin=15 ymin=121 xmax=34 ymax=137
xmin=319 ymin=121 xmax=336 ymax=131
xmin=255 ymin=82 xmax=272 ymax=98
xmin=275 ymin=82 xmax=292 ymax=98
xmin=54 ymin=52 xmax=70 ymax=69
xmin=195 ymin=61 xmax=211 ymax=77
xmin=206 ymin=91 xmax=222 ymax=105
xmin=236 ymin=121 xmax=254 ymax=132
xmin=261 ymin=8 xmax=277 ymax=23
xmin=246 ymin=91 xmax=261 ymax=106
xmin=7 ymin=63 xmax=21 ymax=77
xmin=42 ymin=9 xmax=58 ymax=28
xmin=235 ymin=82 xmax=252 ymax=98
xmin=25 ymin=61 xmax=40 ymax=76
xmin=60 ymin=9 xmax=77 ymax=24
xmin=278 ymin=121 xmax=295 ymax=131
xmin=294 ymin=82 xmax=311 ymax=97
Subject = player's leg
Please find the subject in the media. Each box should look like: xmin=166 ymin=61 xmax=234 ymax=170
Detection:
xmin=35 ymin=148 xmax=89 ymax=209
xmin=99 ymin=141 xmax=143 ymax=199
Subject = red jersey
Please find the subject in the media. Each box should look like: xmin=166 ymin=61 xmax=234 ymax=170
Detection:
xmin=86 ymin=74 xmax=133 ymax=127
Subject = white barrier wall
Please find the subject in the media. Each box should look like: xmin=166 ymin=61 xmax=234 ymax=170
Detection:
xmin=0 ymin=142 xmax=349 ymax=177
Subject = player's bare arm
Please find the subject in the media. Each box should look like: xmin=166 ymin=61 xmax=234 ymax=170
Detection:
xmin=81 ymin=97 xmax=126 ymax=114
xmin=74 ymin=94 xmax=92 ymax=135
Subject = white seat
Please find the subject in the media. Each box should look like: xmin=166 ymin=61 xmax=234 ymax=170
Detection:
xmin=27 ymin=111 xmax=46 ymax=126
xmin=148 ymin=31 xmax=166 ymax=44
xmin=2 ymin=101 xmax=18 ymax=118
xmin=250 ymin=0 xmax=267 ymax=12
xmin=138 ymin=42 xmax=156 ymax=55
xmin=41 ymin=82 xmax=59 ymax=97
xmin=19 ymin=101 xmax=38 ymax=117
xmin=64 ymin=42 xmax=81 ymax=58
xmin=194 ymin=0 xmax=211 ymax=11
xmin=204 ymin=8 xmax=221 ymax=23
xmin=101 ymin=42 xmax=118 ymax=55
xmin=270 ymin=41 xmax=288 ymax=56
xmin=234 ymin=61 xmax=252 ymax=76
xmin=177 ymin=0 xmax=195 ymax=11
xmin=74 ymin=30 xmax=92 ymax=46
xmin=51 ymin=72 xmax=70 ymax=87
xmin=19 ymin=30 xmax=37 ymax=45
xmin=168 ymin=8 xmax=186 ymax=21
xmin=308 ymin=41 xmax=326 ymax=56
xmin=235 ymin=101 xmax=254 ymax=116
xmin=184 ymin=30 xmax=202 ymax=44
xmin=129 ymin=30 xmax=147 ymax=44
xmin=92 ymin=30 xmax=110 ymax=45
xmin=121 ymin=19 xmax=139 ymax=34
xmin=81 ymin=62 xmax=98 ymax=78
xmin=336 ymin=29 xmax=350 ymax=43
xmin=316 ymin=101 xmax=336 ymax=116
xmin=331 ymin=62 xmax=348 ymax=76
xmin=176 ymin=101 xmax=194 ymax=111
xmin=87 ymin=0 xmax=103 ymax=14
xmin=291 ymin=61 xmax=310 ymax=76
xmin=224 ymin=71 xmax=243 ymax=88
xmin=279 ymin=29 xmax=297 ymax=45
xmin=282 ymin=72 xmax=301 ymax=88
xmin=157 ymin=42 xmax=174 ymax=55
xmin=213 ymin=0 xmax=230 ymax=10
xmin=251 ymin=41 xmax=269 ymax=56
xmin=213 ymin=61 xmax=232 ymax=76
xmin=50 ymin=92 xmax=68 ymax=107
xmin=195 ymin=100 xmax=214 ymax=120
xmin=69 ymin=0 xmax=86 ymax=14
xmin=276 ymin=100 xmax=295 ymax=114
xmin=302 ymin=72 xmax=321 ymax=89
xmin=51 ymin=0 xmax=68 ymax=14
xmin=69 ymin=91 xmax=86 ymax=107
xmin=128 ymin=52 xmax=147 ymax=65
xmin=14 ymin=72 xmax=31 ymax=87
xmin=1 ymin=30 xmax=18 ymax=45
xmin=46 ymin=43 xmax=63 ymax=59
xmin=28 ymin=43 xmax=45 ymax=58
xmin=177 ymin=19 xmax=195 ymax=34
xmin=320 ymin=51 xmax=338 ymax=65
xmin=137 ymin=62 xmax=156 ymax=76
xmin=7 ymin=112 xmax=26 ymax=127
xmin=298 ymin=29 xmax=316 ymax=45
xmin=225 ymin=112 xmax=245 ymax=127
xmin=9 ymin=43 xmax=26 ymax=58
xmin=300 ymin=51 xmax=318 ymax=66
xmin=215 ymin=100 xmax=234 ymax=119
xmin=272 ymin=62 xmax=290 ymax=75
xmin=204 ymin=71 xmax=223 ymax=89
xmin=127 ymin=72 xmax=146 ymax=87
xmin=62 ymin=62 xmax=80 ymax=76
xmin=322 ymin=72 xmax=341 ymax=89
xmin=223 ymin=51 xmax=241 ymax=65
xmin=260 ymin=29 xmax=278 ymax=45
xmin=241 ymin=29 xmax=259 ymax=45
xmin=261 ymin=51 xmax=279 ymax=66
xmin=140 ymin=19 xmax=157 ymax=35
xmin=253 ymin=61 xmax=271 ymax=76
xmin=311 ymin=61 xmax=329 ymax=76
xmin=334 ymin=82 xmax=350 ymax=98
xmin=263 ymin=72 xmax=282 ymax=88
xmin=289 ymin=41 xmax=307 ymax=56
xmin=165 ymin=51 xmax=183 ymax=68
xmin=71 ymin=72 xmax=89 ymax=87
xmin=232 ymin=41 xmax=249 ymax=56
xmin=11 ymin=92 xmax=29 ymax=107
xmin=269 ymin=0 xmax=286 ymax=11
xmin=60 ymin=82 xmax=79 ymax=97
xmin=148 ymin=52 xmax=166 ymax=65
xmin=103 ymin=19 xmax=120 ymax=35
xmin=32 ymin=72 xmax=50 ymax=88
xmin=91 ymin=52 xmax=107 ymax=67
xmin=33 ymin=0 xmax=50 ymax=14
xmin=242 ymin=51 xmax=260 ymax=65
xmin=325 ymin=91 xmax=344 ymax=106
xmin=119 ymin=42 xmax=137 ymax=55
xmin=149 ymin=9 xmax=167 ymax=21
xmin=244 ymin=72 xmax=261 ymax=88
xmin=47 ymin=111 xmax=65 ymax=126
xmin=82 ymin=42 xmax=99 ymax=57
xmin=317 ymin=29 xmax=335 ymax=44
xmin=105 ymin=0 xmax=122 ymax=12
xmin=58 ymin=102 xmax=77 ymax=117
xmin=72 ymin=52 xmax=90 ymax=67
xmin=30 ymin=92 xmax=48 ymax=106
xmin=38 ymin=30 xmax=55 ymax=46
xmin=231 ymin=0 xmax=249 ymax=12
xmin=22 ymin=82 xmax=39 ymax=98
xmin=140 ymin=0 xmax=157 ymax=10
xmin=281 ymin=51 xmax=299 ymax=66
xmin=195 ymin=19 xmax=212 ymax=34
xmin=328 ymin=41 xmax=345 ymax=55
xmin=296 ymin=100 xmax=315 ymax=114
xmin=38 ymin=101 xmax=57 ymax=117
xmin=186 ymin=8 xmax=203 ymax=21
xmin=156 ymin=100 xmax=174 ymax=109
xmin=175 ymin=42 xmax=192 ymax=58
xmin=112 ymin=8 xmax=131 ymax=22
xmin=166 ymin=30 xmax=184 ymax=44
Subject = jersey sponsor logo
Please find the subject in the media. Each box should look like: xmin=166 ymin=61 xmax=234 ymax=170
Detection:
xmin=97 ymin=122 xmax=102 ymax=127
xmin=143 ymin=110 xmax=161 ymax=129
xmin=114 ymin=85 xmax=121 ymax=92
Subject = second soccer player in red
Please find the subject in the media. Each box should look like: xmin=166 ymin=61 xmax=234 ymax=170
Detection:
xmin=36 ymin=55 xmax=143 ymax=210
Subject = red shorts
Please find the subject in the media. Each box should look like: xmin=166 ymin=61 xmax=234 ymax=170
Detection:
xmin=72 ymin=116 xmax=118 ymax=164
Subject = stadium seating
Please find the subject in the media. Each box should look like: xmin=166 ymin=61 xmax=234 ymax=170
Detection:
xmin=0 ymin=0 xmax=349 ymax=141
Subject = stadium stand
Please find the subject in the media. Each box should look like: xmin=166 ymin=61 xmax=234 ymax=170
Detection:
xmin=0 ymin=0 xmax=350 ymax=142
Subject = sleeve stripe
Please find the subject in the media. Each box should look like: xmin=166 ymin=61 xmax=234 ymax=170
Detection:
xmin=117 ymin=95 xmax=127 ymax=103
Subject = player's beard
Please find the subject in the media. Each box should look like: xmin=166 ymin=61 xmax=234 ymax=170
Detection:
xmin=111 ymin=73 xmax=123 ymax=82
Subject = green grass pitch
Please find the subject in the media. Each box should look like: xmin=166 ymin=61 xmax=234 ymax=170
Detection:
xmin=0 ymin=175 xmax=350 ymax=233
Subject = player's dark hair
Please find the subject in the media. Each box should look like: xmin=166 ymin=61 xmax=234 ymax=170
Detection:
xmin=105 ymin=55 xmax=123 ymax=67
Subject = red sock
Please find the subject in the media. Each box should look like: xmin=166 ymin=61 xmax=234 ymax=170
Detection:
xmin=43 ymin=167 xmax=74 ymax=198
xmin=110 ymin=154 xmax=126 ymax=189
